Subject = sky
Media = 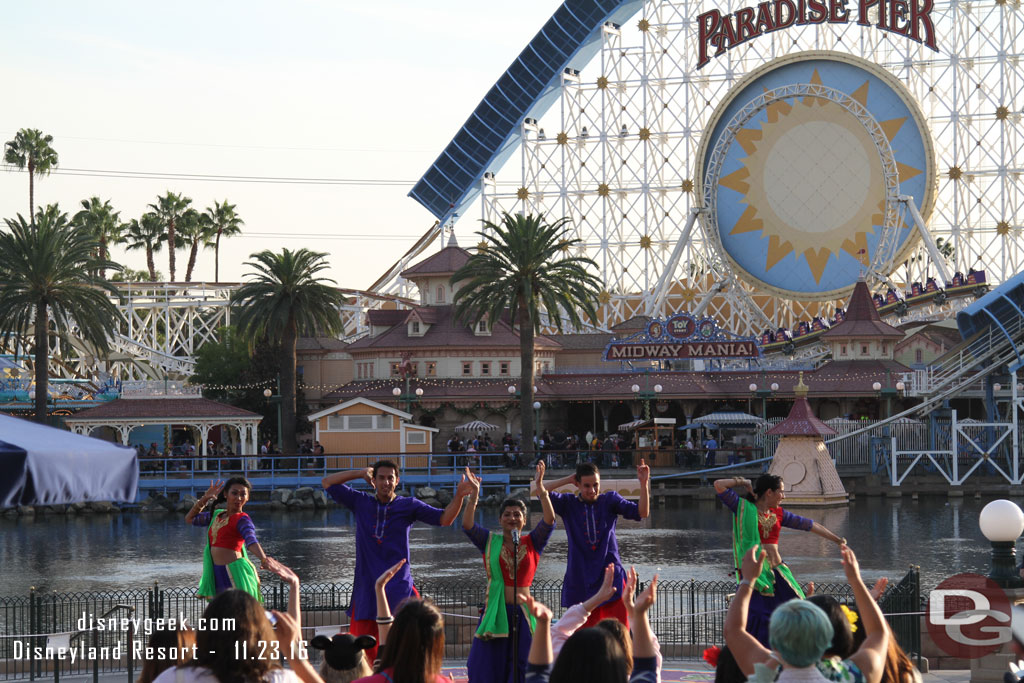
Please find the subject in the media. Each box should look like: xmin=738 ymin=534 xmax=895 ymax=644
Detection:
xmin=0 ymin=1 xmax=563 ymax=289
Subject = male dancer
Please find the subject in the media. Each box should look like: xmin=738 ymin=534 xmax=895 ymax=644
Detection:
xmin=322 ymin=460 xmax=474 ymax=659
xmin=544 ymin=459 xmax=650 ymax=627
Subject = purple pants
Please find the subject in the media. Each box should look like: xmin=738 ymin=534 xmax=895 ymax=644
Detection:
xmin=467 ymin=604 xmax=532 ymax=683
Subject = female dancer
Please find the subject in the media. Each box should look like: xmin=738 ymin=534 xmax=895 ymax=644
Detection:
xmin=713 ymin=474 xmax=845 ymax=646
xmin=186 ymin=477 xmax=275 ymax=601
xmin=462 ymin=463 xmax=556 ymax=683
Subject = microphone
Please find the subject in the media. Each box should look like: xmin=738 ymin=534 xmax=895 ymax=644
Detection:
xmin=511 ymin=529 xmax=521 ymax=546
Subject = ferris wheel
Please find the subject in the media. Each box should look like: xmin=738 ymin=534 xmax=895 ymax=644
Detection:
xmin=409 ymin=0 xmax=1022 ymax=348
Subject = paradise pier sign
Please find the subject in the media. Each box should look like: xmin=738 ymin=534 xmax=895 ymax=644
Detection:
xmin=696 ymin=0 xmax=938 ymax=68
xmin=603 ymin=314 xmax=761 ymax=361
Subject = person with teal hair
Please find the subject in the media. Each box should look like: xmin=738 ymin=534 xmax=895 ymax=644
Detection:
xmin=724 ymin=545 xmax=889 ymax=683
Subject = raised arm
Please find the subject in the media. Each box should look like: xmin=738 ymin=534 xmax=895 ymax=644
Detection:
xmin=845 ymin=545 xmax=890 ymax=683
xmin=552 ymin=564 xmax=616 ymax=654
xmin=809 ymin=521 xmax=846 ymax=546
xmin=374 ymin=559 xmax=406 ymax=645
xmin=713 ymin=476 xmax=752 ymax=495
xmin=272 ymin=610 xmax=323 ymax=683
xmin=624 ymin=567 xmax=659 ymax=659
xmin=185 ymin=479 xmax=221 ymax=525
xmin=524 ymin=595 xmax=554 ymax=666
xmin=723 ymin=547 xmax=774 ymax=676
xmin=637 ymin=458 xmax=650 ymax=519
xmin=535 ymin=461 xmax=555 ymax=525
xmin=463 ymin=468 xmax=481 ymax=531
xmin=543 ymin=473 xmax=576 ymax=492
xmin=321 ymin=467 xmax=371 ymax=489
xmin=440 ymin=473 xmax=475 ymax=526
xmin=265 ymin=559 xmax=301 ymax=625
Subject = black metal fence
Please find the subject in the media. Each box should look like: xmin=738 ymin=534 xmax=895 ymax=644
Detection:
xmin=0 ymin=568 xmax=922 ymax=682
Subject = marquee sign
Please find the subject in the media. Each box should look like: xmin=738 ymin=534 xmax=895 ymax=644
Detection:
xmin=603 ymin=314 xmax=761 ymax=361
xmin=697 ymin=0 xmax=938 ymax=68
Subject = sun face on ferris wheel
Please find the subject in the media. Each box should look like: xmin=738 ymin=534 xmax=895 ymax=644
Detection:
xmin=698 ymin=52 xmax=936 ymax=301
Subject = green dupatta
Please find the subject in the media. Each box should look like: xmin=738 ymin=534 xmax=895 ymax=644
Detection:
xmin=474 ymin=532 xmax=536 ymax=639
xmin=197 ymin=508 xmax=262 ymax=602
xmin=732 ymin=496 xmax=804 ymax=599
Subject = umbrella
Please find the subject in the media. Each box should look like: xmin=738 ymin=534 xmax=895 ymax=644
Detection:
xmin=0 ymin=413 xmax=138 ymax=507
xmin=679 ymin=423 xmax=718 ymax=430
xmin=454 ymin=420 xmax=500 ymax=433
xmin=618 ymin=419 xmax=649 ymax=431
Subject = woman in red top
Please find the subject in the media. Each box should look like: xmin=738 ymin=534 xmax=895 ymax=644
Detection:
xmin=186 ymin=477 xmax=275 ymax=601
xmin=461 ymin=463 xmax=556 ymax=683
xmin=713 ymin=473 xmax=845 ymax=645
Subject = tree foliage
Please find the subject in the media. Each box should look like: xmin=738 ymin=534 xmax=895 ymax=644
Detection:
xmin=0 ymin=206 xmax=124 ymax=421
xmin=3 ymin=128 xmax=58 ymax=220
xmin=451 ymin=213 xmax=603 ymax=455
xmin=230 ymin=249 xmax=346 ymax=451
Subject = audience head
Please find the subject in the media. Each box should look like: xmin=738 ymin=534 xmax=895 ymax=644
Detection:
xmin=881 ymin=632 xmax=918 ymax=683
xmin=595 ymin=618 xmax=633 ymax=677
xmin=136 ymin=627 xmax=195 ymax=683
xmin=574 ymin=462 xmax=601 ymax=502
xmin=193 ymin=589 xmax=279 ymax=683
xmin=550 ymin=627 xmax=628 ymax=683
xmin=311 ymin=633 xmax=375 ymax=683
xmin=769 ymin=600 xmax=834 ymax=668
xmin=376 ymin=599 xmax=444 ymax=682
xmin=806 ymin=594 xmax=855 ymax=659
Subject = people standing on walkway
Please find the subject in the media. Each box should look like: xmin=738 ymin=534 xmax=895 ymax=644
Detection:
xmin=321 ymin=460 xmax=475 ymax=662
xmin=704 ymin=435 xmax=718 ymax=468
xmin=186 ymin=477 xmax=277 ymax=602
xmin=544 ymin=460 xmax=650 ymax=628
xmin=713 ymin=474 xmax=846 ymax=646
xmin=461 ymin=462 xmax=556 ymax=683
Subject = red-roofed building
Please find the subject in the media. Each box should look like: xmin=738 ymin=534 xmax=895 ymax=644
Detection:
xmin=312 ymin=243 xmax=934 ymax=442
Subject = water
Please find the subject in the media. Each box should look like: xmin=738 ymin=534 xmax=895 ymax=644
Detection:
xmin=0 ymin=496 xmax=998 ymax=596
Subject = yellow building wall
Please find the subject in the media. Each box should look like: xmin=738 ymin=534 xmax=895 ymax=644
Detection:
xmin=315 ymin=403 xmax=432 ymax=468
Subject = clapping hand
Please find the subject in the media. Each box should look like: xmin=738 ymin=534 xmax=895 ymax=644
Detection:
xmin=523 ymin=594 xmax=553 ymax=624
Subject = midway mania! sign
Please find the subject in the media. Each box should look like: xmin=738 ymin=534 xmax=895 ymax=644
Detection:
xmin=603 ymin=314 xmax=762 ymax=361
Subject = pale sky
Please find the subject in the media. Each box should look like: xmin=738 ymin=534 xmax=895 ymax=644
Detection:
xmin=0 ymin=1 xmax=562 ymax=289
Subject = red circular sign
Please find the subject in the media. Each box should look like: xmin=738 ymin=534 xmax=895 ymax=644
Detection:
xmin=926 ymin=572 xmax=1012 ymax=659
xmin=667 ymin=315 xmax=696 ymax=339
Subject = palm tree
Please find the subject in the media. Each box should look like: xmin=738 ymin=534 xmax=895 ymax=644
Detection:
xmin=451 ymin=212 xmax=602 ymax=458
xmin=178 ymin=208 xmax=215 ymax=282
xmin=231 ymin=249 xmax=346 ymax=452
xmin=4 ymin=128 xmax=59 ymax=221
xmin=123 ymin=212 xmax=167 ymax=281
xmin=0 ymin=206 xmax=124 ymax=422
xmin=72 ymin=197 xmax=121 ymax=278
xmin=205 ymin=200 xmax=244 ymax=282
xmin=149 ymin=192 xmax=192 ymax=282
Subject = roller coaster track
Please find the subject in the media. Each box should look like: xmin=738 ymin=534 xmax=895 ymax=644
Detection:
xmin=826 ymin=314 xmax=1024 ymax=447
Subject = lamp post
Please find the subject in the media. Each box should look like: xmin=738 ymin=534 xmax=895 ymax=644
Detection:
xmin=979 ymin=499 xmax=1024 ymax=588
xmin=630 ymin=375 xmax=663 ymax=420
xmin=532 ymin=400 xmax=542 ymax=440
xmin=748 ymin=382 xmax=779 ymax=418
xmin=873 ymin=375 xmax=906 ymax=418
xmin=263 ymin=381 xmax=283 ymax=453
xmin=392 ymin=384 xmax=424 ymax=414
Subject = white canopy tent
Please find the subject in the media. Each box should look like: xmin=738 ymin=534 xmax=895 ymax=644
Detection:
xmin=0 ymin=413 xmax=138 ymax=507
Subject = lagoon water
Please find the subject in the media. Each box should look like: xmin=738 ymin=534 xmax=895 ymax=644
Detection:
xmin=0 ymin=495 xmax=998 ymax=596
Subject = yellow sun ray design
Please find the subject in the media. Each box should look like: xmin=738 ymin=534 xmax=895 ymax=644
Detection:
xmin=721 ymin=75 xmax=923 ymax=285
